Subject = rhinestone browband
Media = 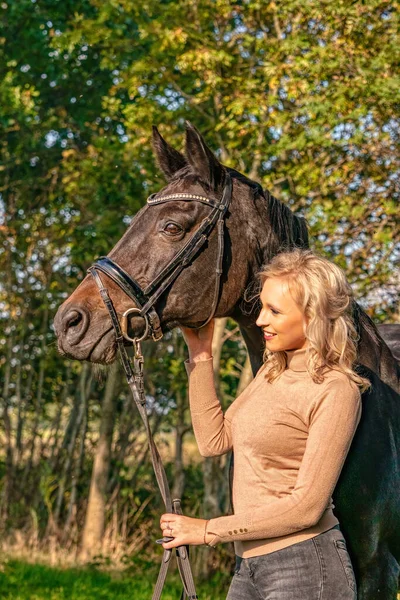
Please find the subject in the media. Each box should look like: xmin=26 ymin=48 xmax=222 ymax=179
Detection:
xmin=147 ymin=193 xmax=214 ymax=204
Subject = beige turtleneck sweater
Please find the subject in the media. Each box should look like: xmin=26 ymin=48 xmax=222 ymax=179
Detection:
xmin=184 ymin=346 xmax=362 ymax=559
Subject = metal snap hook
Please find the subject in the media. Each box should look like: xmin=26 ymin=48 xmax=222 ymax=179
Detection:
xmin=121 ymin=307 xmax=150 ymax=342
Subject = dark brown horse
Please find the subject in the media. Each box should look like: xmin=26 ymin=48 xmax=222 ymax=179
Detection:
xmin=54 ymin=123 xmax=400 ymax=599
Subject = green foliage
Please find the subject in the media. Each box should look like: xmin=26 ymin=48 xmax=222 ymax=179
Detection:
xmin=0 ymin=0 xmax=398 ymax=567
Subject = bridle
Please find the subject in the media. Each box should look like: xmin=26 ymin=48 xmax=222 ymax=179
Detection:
xmin=88 ymin=173 xmax=232 ymax=344
xmin=86 ymin=173 xmax=233 ymax=600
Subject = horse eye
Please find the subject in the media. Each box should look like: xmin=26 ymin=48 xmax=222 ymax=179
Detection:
xmin=164 ymin=222 xmax=182 ymax=235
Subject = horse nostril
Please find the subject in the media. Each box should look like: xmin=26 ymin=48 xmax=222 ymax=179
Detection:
xmin=64 ymin=310 xmax=82 ymax=331
xmin=62 ymin=307 xmax=89 ymax=345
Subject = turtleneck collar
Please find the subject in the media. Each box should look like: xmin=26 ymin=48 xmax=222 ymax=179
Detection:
xmin=284 ymin=346 xmax=308 ymax=372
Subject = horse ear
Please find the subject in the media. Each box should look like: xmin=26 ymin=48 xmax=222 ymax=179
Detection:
xmin=152 ymin=126 xmax=187 ymax=180
xmin=184 ymin=121 xmax=225 ymax=190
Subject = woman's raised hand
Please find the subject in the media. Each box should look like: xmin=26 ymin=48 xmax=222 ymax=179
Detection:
xmin=180 ymin=319 xmax=215 ymax=362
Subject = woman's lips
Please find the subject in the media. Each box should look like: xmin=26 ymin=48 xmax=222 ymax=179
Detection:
xmin=264 ymin=332 xmax=277 ymax=340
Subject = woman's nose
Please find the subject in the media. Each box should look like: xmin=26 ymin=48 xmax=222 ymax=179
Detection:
xmin=256 ymin=310 xmax=268 ymax=328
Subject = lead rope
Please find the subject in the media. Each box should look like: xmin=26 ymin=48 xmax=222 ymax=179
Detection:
xmin=87 ymin=267 xmax=198 ymax=600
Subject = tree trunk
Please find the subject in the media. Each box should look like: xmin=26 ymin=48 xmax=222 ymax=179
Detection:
xmin=53 ymin=363 xmax=92 ymax=527
xmin=16 ymin=363 xmax=33 ymax=463
xmin=80 ymin=362 xmax=120 ymax=561
xmin=0 ymin=329 xmax=14 ymax=522
xmin=63 ymin=389 xmax=89 ymax=541
xmin=25 ymin=305 xmax=49 ymax=475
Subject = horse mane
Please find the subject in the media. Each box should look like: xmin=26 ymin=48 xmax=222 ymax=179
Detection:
xmin=226 ymin=167 xmax=310 ymax=257
xmin=351 ymin=301 xmax=381 ymax=346
xmin=169 ymin=163 xmax=308 ymax=253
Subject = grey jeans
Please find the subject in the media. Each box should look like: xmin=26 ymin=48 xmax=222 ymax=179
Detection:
xmin=226 ymin=525 xmax=357 ymax=600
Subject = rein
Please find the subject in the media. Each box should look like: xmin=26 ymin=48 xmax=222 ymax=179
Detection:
xmin=86 ymin=173 xmax=233 ymax=599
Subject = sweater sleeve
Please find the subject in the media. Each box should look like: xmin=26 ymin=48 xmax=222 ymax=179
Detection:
xmin=204 ymin=376 xmax=362 ymax=547
xmin=184 ymin=357 xmax=233 ymax=457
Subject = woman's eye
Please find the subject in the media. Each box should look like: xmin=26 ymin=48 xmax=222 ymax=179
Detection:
xmin=164 ymin=222 xmax=183 ymax=235
xmin=271 ymin=308 xmax=279 ymax=315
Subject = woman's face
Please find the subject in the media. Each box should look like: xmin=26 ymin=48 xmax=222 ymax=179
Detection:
xmin=255 ymin=276 xmax=309 ymax=352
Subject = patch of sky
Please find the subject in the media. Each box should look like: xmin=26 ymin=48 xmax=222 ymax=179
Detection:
xmin=45 ymin=130 xmax=60 ymax=148
xmin=382 ymin=118 xmax=399 ymax=140
xmin=53 ymin=253 xmax=71 ymax=273
xmin=331 ymin=122 xmax=355 ymax=141
xmin=294 ymin=114 xmax=309 ymax=125
xmin=154 ymin=87 xmax=185 ymax=111
xmin=348 ymin=174 xmax=362 ymax=191
xmin=30 ymin=156 xmax=39 ymax=167
xmin=146 ymin=394 xmax=176 ymax=416
xmin=262 ymin=157 xmax=277 ymax=171
xmin=269 ymin=126 xmax=282 ymax=141
xmin=223 ymin=23 xmax=247 ymax=43
xmin=307 ymin=204 xmax=326 ymax=228
xmin=0 ymin=198 xmax=4 ymax=225
xmin=116 ymin=123 xmax=129 ymax=142
xmin=20 ymin=64 xmax=30 ymax=72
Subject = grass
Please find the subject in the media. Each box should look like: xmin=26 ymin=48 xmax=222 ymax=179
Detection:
xmin=0 ymin=558 xmax=230 ymax=600
xmin=3 ymin=558 xmax=397 ymax=600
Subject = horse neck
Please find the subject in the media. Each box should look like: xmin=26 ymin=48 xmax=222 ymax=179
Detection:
xmin=354 ymin=303 xmax=400 ymax=390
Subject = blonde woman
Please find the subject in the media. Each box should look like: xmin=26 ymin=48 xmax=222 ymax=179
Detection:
xmin=159 ymin=248 xmax=370 ymax=600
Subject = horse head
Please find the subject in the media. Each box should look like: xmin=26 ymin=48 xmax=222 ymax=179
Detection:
xmin=54 ymin=122 xmax=302 ymax=366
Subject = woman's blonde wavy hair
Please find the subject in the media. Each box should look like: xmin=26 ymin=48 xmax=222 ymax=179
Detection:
xmin=252 ymin=248 xmax=371 ymax=393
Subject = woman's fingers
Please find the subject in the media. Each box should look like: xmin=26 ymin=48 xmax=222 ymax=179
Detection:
xmin=180 ymin=319 xmax=215 ymax=356
xmin=162 ymin=537 xmax=182 ymax=550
